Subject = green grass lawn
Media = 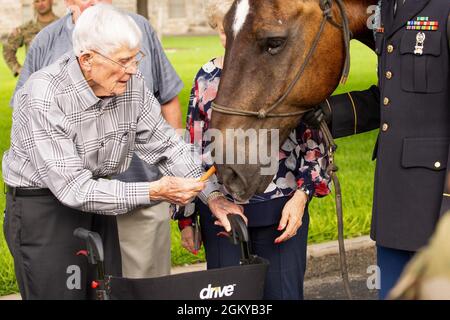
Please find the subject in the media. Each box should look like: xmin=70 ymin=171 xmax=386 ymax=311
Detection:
xmin=0 ymin=36 xmax=378 ymax=296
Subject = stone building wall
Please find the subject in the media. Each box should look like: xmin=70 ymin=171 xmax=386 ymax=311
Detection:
xmin=0 ymin=0 xmax=211 ymax=39
xmin=148 ymin=0 xmax=211 ymax=35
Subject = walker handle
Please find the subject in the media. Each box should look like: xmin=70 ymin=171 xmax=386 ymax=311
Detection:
xmin=73 ymin=228 xmax=104 ymax=265
xmin=227 ymin=214 xmax=252 ymax=262
xmin=227 ymin=214 xmax=249 ymax=244
xmin=73 ymin=228 xmax=90 ymax=241
xmin=73 ymin=228 xmax=108 ymax=300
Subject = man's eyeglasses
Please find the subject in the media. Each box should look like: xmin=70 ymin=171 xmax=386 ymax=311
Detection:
xmin=91 ymin=50 xmax=146 ymax=72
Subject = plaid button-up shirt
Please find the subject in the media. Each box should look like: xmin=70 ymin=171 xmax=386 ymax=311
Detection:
xmin=2 ymin=54 xmax=217 ymax=215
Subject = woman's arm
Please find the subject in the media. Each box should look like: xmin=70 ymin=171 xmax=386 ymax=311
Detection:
xmin=295 ymin=123 xmax=332 ymax=200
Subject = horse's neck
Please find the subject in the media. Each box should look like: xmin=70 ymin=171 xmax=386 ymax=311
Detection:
xmin=342 ymin=0 xmax=379 ymax=49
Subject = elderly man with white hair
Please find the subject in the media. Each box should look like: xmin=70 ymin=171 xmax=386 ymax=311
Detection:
xmin=13 ymin=0 xmax=186 ymax=280
xmin=2 ymin=4 xmax=245 ymax=300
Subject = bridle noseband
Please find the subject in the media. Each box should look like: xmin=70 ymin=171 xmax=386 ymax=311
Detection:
xmin=211 ymin=0 xmax=352 ymax=120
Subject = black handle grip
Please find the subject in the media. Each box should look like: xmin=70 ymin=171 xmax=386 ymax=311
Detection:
xmin=73 ymin=228 xmax=90 ymax=240
xmin=227 ymin=214 xmax=249 ymax=244
xmin=73 ymin=228 xmax=104 ymax=264
xmin=227 ymin=214 xmax=253 ymax=262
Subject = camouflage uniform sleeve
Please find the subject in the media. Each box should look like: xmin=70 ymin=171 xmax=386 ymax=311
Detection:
xmin=11 ymin=23 xmax=52 ymax=107
xmin=2 ymin=26 xmax=25 ymax=77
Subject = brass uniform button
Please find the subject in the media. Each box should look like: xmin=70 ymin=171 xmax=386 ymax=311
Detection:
xmin=386 ymin=71 xmax=393 ymax=80
xmin=382 ymin=123 xmax=389 ymax=132
xmin=387 ymin=45 xmax=394 ymax=53
xmin=383 ymin=97 xmax=390 ymax=106
xmin=434 ymin=161 xmax=441 ymax=169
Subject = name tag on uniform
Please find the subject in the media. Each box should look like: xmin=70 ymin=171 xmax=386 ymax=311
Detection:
xmin=406 ymin=17 xmax=439 ymax=31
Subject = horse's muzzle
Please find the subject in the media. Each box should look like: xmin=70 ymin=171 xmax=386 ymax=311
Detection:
xmin=221 ymin=165 xmax=249 ymax=199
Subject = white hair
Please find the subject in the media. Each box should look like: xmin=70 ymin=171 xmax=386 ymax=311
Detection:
xmin=73 ymin=4 xmax=142 ymax=57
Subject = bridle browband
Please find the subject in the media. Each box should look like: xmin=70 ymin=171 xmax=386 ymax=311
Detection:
xmin=211 ymin=0 xmax=352 ymax=120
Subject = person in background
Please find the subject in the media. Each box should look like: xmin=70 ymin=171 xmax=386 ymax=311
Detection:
xmin=2 ymin=0 xmax=58 ymax=77
xmin=176 ymin=0 xmax=332 ymax=300
xmin=11 ymin=0 xmax=184 ymax=279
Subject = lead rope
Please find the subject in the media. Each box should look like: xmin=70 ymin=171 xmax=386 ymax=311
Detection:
xmin=320 ymin=120 xmax=353 ymax=300
xmin=320 ymin=0 xmax=353 ymax=300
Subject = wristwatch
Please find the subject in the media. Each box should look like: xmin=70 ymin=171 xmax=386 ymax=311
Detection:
xmin=298 ymin=185 xmax=312 ymax=199
xmin=206 ymin=191 xmax=225 ymax=203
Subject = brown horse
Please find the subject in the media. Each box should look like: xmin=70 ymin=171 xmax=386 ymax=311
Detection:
xmin=210 ymin=0 xmax=378 ymax=201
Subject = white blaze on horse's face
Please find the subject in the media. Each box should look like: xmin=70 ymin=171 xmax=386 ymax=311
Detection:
xmin=233 ymin=0 xmax=250 ymax=38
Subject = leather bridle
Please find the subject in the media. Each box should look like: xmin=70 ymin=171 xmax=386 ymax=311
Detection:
xmin=211 ymin=0 xmax=352 ymax=120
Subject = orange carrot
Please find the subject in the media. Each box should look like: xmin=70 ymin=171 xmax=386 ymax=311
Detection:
xmin=198 ymin=166 xmax=216 ymax=182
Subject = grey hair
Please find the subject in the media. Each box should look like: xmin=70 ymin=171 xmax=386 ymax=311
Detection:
xmin=205 ymin=0 xmax=235 ymax=29
xmin=73 ymin=4 xmax=142 ymax=57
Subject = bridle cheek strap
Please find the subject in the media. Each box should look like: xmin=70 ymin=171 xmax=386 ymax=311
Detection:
xmin=212 ymin=0 xmax=352 ymax=120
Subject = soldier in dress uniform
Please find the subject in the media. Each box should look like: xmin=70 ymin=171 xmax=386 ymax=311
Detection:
xmin=304 ymin=0 xmax=449 ymax=299
xmin=2 ymin=0 xmax=58 ymax=77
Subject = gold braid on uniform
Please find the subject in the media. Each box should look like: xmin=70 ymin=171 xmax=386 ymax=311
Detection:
xmin=325 ymin=98 xmax=332 ymax=115
xmin=346 ymin=93 xmax=357 ymax=135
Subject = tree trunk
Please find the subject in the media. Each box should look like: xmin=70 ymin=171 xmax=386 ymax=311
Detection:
xmin=137 ymin=0 xmax=149 ymax=20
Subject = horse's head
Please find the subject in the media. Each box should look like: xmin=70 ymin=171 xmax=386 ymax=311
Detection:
xmin=211 ymin=0 xmax=373 ymax=201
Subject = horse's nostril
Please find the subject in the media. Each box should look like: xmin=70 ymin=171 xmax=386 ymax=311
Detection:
xmin=223 ymin=167 xmax=248 ymax=195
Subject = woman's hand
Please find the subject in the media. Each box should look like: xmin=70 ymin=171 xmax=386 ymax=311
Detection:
xmin=275 ymin=190 xmax=308 ymax=244
xmin=207 ymin=195 xmax=247 ymax=232
xmin=149 ymin=176 xmax=205 ymax=206
xmin=180 ymin=226 xmax=201 ymax=255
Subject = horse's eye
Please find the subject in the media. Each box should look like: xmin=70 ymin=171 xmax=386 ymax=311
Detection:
xmin=266 ymin=37 xmax=286 ymax=55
